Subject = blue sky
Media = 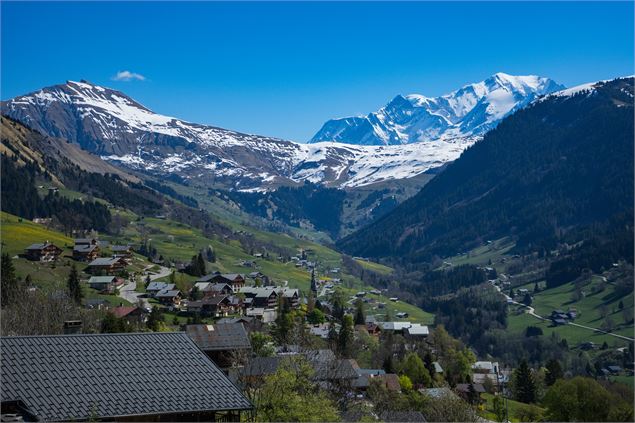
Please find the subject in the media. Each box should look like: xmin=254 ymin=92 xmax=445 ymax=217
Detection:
xmin=2 ymin=2 xmax=633 ymax=141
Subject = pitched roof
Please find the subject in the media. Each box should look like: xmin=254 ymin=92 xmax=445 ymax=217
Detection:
xmin=88 ymin=276 xmax=117 ymax=284
xmin=111 ymin=306 xmax=140 ymax=318
xmin=73 ymin=244 xmax=98 ymax=253
xmin=186 ymin=324 xmax=251 ymax=351
xmin=456 ymin=383 xmax=486 ymax=394
xmin=25 ymin=242 xmax=56 ymax=250
xmin=88 ymin=257 xmax=123 ymax=266
xmin=110 ymin=245 xmax=131 ymax=252
xmin=241 ymin=356 xmax=282 ymax=377
xmin=0 ymin=333 xmax=251 ymax=421
xmin=146 ymin=282 xmax=175 ymax=291
xmin=155 ymin=290 xmax=180 ymax=298
xmin=405 ymin=324 xmax=429 ymax=336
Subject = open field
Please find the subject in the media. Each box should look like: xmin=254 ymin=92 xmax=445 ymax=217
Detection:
xmin=507 ymin=309 xmax=630 ymax=348
xmin=480 ymin=392 xmax=545 ymax=423
xmin=506 ymin=273 xmax=634 ymax=348
xmin=355 ymin=259 xmax=393 ymax=275
xmin=441 ymin=237 xmax=515 ymax=268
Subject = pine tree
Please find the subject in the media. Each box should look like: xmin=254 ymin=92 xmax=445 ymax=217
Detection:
xmin=206 ymin=245 xmax=216 ymax=263
xmin=424 ymin=352 xmax=436 ymax=377
xmin=513 ymin=360 xmax=536 ymax=403
xmin=196 ymin=253 xmax=206 ymax=276
xmin=545 ymin=359 xmax=563 ymax=386
xmin=1 ymin=253 xmax=17 ymax=306
xmin=67 ymin=264 xmax=83 ymax=305
xmin=337 ymin=315 xmax=354 ymax=358
xmin=310 ymin=268 xmax=317 ymax=293
xmin=327 ymin=321 xmax=338 ymax=349
xmin=354 ymin=298 xmax=365 ymax=325
xmin=467 ymin=383 xmax=479 ymax=405
xmin=307 ymin=289 xmax=315 ymax=313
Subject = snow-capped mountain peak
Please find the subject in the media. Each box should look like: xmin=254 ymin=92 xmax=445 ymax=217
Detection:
xmin=310 ymin=73 xmax=565 ymax=145
xmin=1 ymin=75 xmax=567 ymax=190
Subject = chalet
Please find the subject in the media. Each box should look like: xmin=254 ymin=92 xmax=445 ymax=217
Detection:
xmin=366 ymin=322 xmax=382 ymax=336
xmin=472 ymin=361 xmax=499 ymax=374
xmin=607 ymin=365 xmax=623 ymax=375
xmin=0 ymin=333 xmax=252 ymax=421
xmin=580 ymin=341 xmax=596 ymax=350
xmin=310 ymin=324 xmax=332 ymax=339
xmin=245 ymin=307 xmax=277 ymax=323
xmin=382 ymin=322 xmax=429 ymax=338
xmin=194 ymin=282 xmax=233 ymax=298
xmin=72 ymin=244 xmax=100 ymax=262
xmin=240 ymin=351 xmax=358 ymax=389
xmin=186 ymin=323 xmax=251 ymax=368
xmin=24 ymin=242 xmax=62 ymax=262
xmin=473 ymin=372 xmax=509 ymax=387
xmin=404 ymin=324 xmax=429 ymax=338
xmin=198 ymin=273 xmax=246 ymax=290
xmin=111 ymin=306 xmax=147 ymax=325
xmin=155 ymin=289 xmax=182 ymax=306
xmin=188 ymin=295 xmax=241 ymax=317
xmin=352 ymin=368 xmax=386 ymax=391
xmin=552 ymin=318 xmax=568 ymax=326
xmin=239 ymin=287 xmax=278 ymax=309
xmin=87 ymin=275 xmax=124 ymax=293
xmin=217 ymin=316 xmax=263 ymax=333
xmin=84 ymin=298 xmax=109 ymax=310
xmin=110 ymin=245 xmax=133 ymax=258
xmin=86 ymin=257 xmax=127 ymax=275
xmin=396 ymin=312 xmax=409 ymax=318
xmin=455 ymin=383 xmax=486 ymax=403
xmin=279 ymin=288 xmax=300 ymax=308
xmin=74 ymin=238 xmax=98 ymax=246
xmin=146 ymin=282 xmax=176 ymax=297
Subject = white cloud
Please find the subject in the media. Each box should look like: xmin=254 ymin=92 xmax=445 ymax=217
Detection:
xmin=112 ymin=70 xmax=146 ymax=82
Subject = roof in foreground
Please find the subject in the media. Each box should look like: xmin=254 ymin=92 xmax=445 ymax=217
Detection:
xmin=1 ymin=332 xmax=251 ymax=421
xmin=186 ymin=324 xmax=251 ymax=351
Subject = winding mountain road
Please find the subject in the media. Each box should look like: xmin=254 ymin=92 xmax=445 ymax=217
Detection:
xmin=491 ymin=281 xmax=634 ymax=342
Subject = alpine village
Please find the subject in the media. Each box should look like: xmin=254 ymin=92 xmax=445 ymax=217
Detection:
xmin=1 ymin=3 xmax=634 ymax=423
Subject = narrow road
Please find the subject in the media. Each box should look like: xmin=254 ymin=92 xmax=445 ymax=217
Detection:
xmin=118 ymin=265 xmax=171 ymax=309
xmin=491 ymin=281 xmax=634 ymax=342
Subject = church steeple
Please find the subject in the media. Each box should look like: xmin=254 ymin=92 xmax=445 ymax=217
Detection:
xmin=310 ymin=268 xmax=317 ymax=293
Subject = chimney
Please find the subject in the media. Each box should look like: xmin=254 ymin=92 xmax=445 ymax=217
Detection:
xmin=63 ymin=320 xmax=83 ymax=334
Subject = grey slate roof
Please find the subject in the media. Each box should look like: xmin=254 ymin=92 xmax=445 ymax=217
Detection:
xmin=88 ymin=257 xmax=121 ymax=266
xmin=73 ymin=244 xmax=98 ymax=253
xmin=186 ymin=324 xmax=251 ymax=351
xmin=1 ymin=332 xmax=251 ymax=421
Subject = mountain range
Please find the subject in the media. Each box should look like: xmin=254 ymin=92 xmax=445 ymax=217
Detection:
xmin=1 ymin=74 xmax=561 ymax=190
xmin=338 ymin=77 xmax=634 ymax=261
xmin=310 ymin=72 xmax=564 ymax=145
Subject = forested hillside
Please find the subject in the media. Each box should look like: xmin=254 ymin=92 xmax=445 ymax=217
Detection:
xmin=338 ymin=78 xmax=634 ymax=265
